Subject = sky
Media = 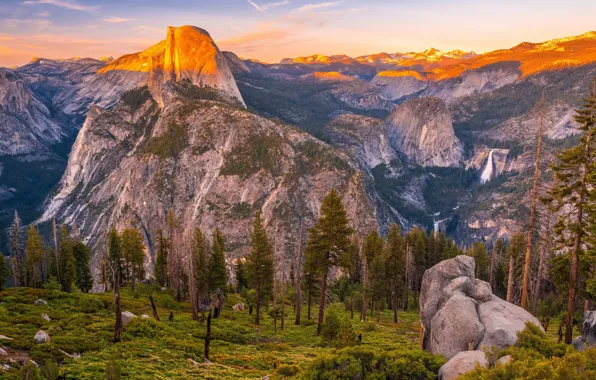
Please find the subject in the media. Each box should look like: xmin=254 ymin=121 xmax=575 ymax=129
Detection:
xmin=1 ymin=0 xmax=596 ymax=67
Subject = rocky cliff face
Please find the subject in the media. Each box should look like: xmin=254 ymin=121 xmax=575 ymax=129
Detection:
xmin=42 ymin=85 xmax=379 ymax=280
xmin=385 ymin=98 xmax=464 ymax=167
xmin=0 ymin=68 xmax=73 ymax=156
xmin=371 ymin=71 xmax=428 ymax=101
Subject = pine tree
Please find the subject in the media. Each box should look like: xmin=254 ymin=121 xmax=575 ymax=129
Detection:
xmin=546 ymin=78 xmax=596 ymax=343
xmin=59 ymin=226 xmax=77 ymax=292
xmin=470 ymin=242 xmax=488 ymax=280
xmin=246 ymin=212 xmax=274 ymax=325
xmin=121 ymin=228 xmax=145 ymax=291
xmin=73 ymin=242 xmax=93 ymax=292
xmin=8 ymin=211 xmax=24 ymax=288
xmin=24 ymin=225 xmax=45 ymax=288
xmin=303 ymin=247 xmax=319 ymax=321
xmin=506 ymin=233 xmax=526 ymax=304
xmin=108 ymin=227 xmax=124 ymax=343
xmin=0 ymin=253 xmax=8 ymax=291
xmin=235 ymin=260 xmax=248 ymax=293
xmin=384 ymin=224 xmax=406 ymax=323
xmin=305 ymin=189 xmax=353 ymax=335
xmin=193 ymin=228 xmax=209 ymax=308
xmin=406 ymin=227 xmax=427 ymax=300
xmin=208 ymin=229 xmax=228 ymax=293
xmin=153 ymin=229 xmax=169 ymax=287
xmin=489 ymin=239 xmax=505 ymax=289
xmin=361 ymin=230 xmax=383 ymax=321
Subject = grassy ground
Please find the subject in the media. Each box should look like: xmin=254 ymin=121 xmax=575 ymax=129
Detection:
xmin=0 ymin=285 xmax=424 ymax=379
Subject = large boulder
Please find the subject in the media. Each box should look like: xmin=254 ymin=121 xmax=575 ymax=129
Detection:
xmin=476 ymin=298 xmax=542 ymax=350
xmin=420 ymin=255 xmax=475 ymax=348
xmin=33 ymin=330 xmax=50 ymax=344
xmin=438 ymin=350 xmax=488 ymax=380
xmin=122 ymin=311 xmax=137 ymax=325
xmin=430 ymin=293 xmax=485 ymax=360
xmin=421 ymin=256 xmax=543 ymax=359
xmin=572 ymin=310 xmax=596 ymax=351
xmin=232 ymin=303 xmax=245 ymax=312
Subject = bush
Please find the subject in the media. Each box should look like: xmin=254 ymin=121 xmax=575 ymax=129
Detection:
xmin=303 ymin=347 xmax=445 ymax=379
xmin=363 ymin=321 xmax=377 ymax=332
xmin=276 ymin=364 xmax=300 ymax=377
xmin=321 ymin=309 xmax=341 ymax=343
xmin=514 ymin=322 xmax=566 ymax=358
xmin=337 ymin=318 xmax=358 ymax=348
xmin=43 ymin=277 xmax=62 ymax=292
xmin=80 ymin=295 xmax=105 ymax=313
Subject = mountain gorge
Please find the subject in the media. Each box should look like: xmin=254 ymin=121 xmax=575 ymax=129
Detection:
xmin=2 ymin=26 xmax=596 ymax=276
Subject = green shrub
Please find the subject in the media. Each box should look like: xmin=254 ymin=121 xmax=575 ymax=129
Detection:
xmin=363 ymin=321 xmax=377 ymax=332
xmin=337 ymin=318 xmax=358 ymax=348
xmin=302 ymin=347 xmax=445 ymax=379
xmin=124 ymin=318 xmax=163 ymax=339
xmin=79 ymin=295 xmax=105 ymax=313
xmin=276 ymin=364 xmax=300 ymax=377
xmin=43 ymin=277 xmax=62 ymax=292
xmin=321 ymin=309 xmax=341 ymax=343
xmin=514 ymin=322 xmax=566 ymax=358
xmin=41 ymin=360 xmax=59 ymax=380
xmin=105 ymin=360 xmax=121 ymax=380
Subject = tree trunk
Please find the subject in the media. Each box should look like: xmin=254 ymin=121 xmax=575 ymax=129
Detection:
xmin=506 ymin=254 xmax=515 ymax=303
xmin=350 ymin=296 xmax=354 ymax=320
xmin=281 ymin=267 xmax=286 ymax=331
xmin=404 ymin=245 xmax=410 ymax=311
xmin=532 ymin=203 xmax=553 ymax=315
xmin=131 ymin=265 xmax=136 ymax=292
xmin=393 ymin=291 xmax=398 ymax=323
xmin=521 ymin=97 xmax=544 ymax=310
xmin=489 ymin=247 xmax=495 ymax=289
xmin=566 ymin=134 xmax=590 ymax=344
xmin=149 ymin=295 xmax=160 ymax=321
xmin=255 ymin=282 xmax=261 ymax=325
xmin=295 ymin=220 xmax=303 ymax=326
xmin=307 ymin=290 xmax=312 ymax=320
xmin=113 ymin=270 xmax=123 ymax=343
xmin=376 ymin=303 xmax=380 ymax=323
xmin=204 ymin=310 xmax=212 ymax=361
xmin=317 ymin=270 xmax=328 ymax=335
xmin=273 ymin=278 xmax=278 ymax=333
xmin=361 ymin=254 xmax=367 ymax=321
xmin=53 ymin=219 xmax=61 ymax=285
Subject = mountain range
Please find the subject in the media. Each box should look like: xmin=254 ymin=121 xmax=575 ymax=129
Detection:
xmin=1 ymin=27 xmax=595 ymax=279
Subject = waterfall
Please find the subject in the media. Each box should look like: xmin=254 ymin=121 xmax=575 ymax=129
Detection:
xmin=480 ymin=149 xmax=495 ymax=184
xmin=433 ymin=220 xmax=439 ymax=234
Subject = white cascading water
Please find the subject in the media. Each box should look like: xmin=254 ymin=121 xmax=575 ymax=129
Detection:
xmin=480 ymin=149 xmax=495 ymax=184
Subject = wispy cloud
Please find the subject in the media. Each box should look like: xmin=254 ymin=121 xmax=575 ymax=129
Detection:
xmin=294 ymin=2 xmax=340 ymax=12
xmin=103 ymin=17 xmax=135 ymax=23
xmin=218 ymin=29 xmax=290 ymax=50
xmin=248 ymin=0 xmax=291 ymax=13
xmin=36 ymin=11 xmax=50 ymax=17
xmin=248 ymin=0 xmax=264 ymax=12
xmin=22 ymin=0 xmax=98 ymax=12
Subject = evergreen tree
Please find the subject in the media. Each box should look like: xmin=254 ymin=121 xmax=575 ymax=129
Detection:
xmin=8 ymin=211 xmax=24 ymax=288
xmin=24 ymin=225 xmax=45 ymax=288
xmin=73 ymin=242 xmax=93 ymax=292
xmin=59 ymin=226 xmax=77 ymax=292
xmin=470 ymin=242 xmax=488 ymax=280
xmin=506 ymin=233 xmax=526 ymax=304
xmin=348 ymin=236 xmax=361 ymax=283
xmin=361 ymin=230 xmax=383 ymax=321
xmin=108 ymin=227 xmax=124 ymax=285
xmin=153 ymin=229 xmax=169 ymax=287
xmin=235 ymin=260 xmax=248 ymax=293
xmin=303 ymin=248 xmax=319 ymax=321
xmin=546 ymin=78 xmax=596 ymax=343
xmin=384 ymin=224 xmax=406 ymax=323
xmin=193 ymin=228 xmax=209 ymax=307
xmin=0 ymin=253 xmax=8 ymax=291
xmin=305 ymin=189 xmax=353 ymax=335
xmin=490 ymin=239 xmax=505 ymax=289
xmin=406 ymin=227 xmax=427 ymax=298
xmin=121 ymin=228 xmax=145 ymax=291
xmin=208 ymin=229 xmax=228 ymax=293
xmin=246 ymin=212 xmax=274 ymax=325
xmin=337 ymin=318 xmax=358 ymax=348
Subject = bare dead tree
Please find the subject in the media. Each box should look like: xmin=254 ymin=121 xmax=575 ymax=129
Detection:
xmin=521 ymin=94 xmax=546 ymax=309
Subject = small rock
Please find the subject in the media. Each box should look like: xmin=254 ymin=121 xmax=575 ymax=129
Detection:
xmin=496 ymin=355 xmax=512 ymax=366
xmin=141 ymin=314 xmax=150 ymax=319
xmin=261 ymin=376 xmax=270 ymax=380
xmin=161 ymin=287 xmax=167 ymax=291
xmin=34 ymin=330 xmax=50 ymax=344
xmin=122 ymin=311 xmax=137 ymax=325
xmin=1 ymin=364 xmax=9 ymax=371
xmin=0 ymin=335 xmax=12 ymax=341
xmin=232 ymin=303 xmax=245 ymax=311
xmin=438 ymin=351 xmax=488 ymax=380
xmin=0 ymin=347 xmax=7 ymax=356
xmin=204 ymin=358 xmax=213 ymax=364
xmin=34 ymin=299 xmax=47 ymax=306
xmin=187 ymin=358 xmax=199 ymax=366
xmin=41 ymin=314 xmax=51 ymax=322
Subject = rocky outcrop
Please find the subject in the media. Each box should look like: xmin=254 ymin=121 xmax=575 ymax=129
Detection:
xmin=41 ymin=82 xmax=379 ymax=283
xmin=385 ymin=98 xmax=463 ymax=167
xmin=122 ymin=311 xmax=137 ymax=325
xmin=572 ymin=310 xmax=596 ymax=351
xmin=420 ymin=256 xmax=542 ymax=359
xmin=372 ymin=71 xmax=428 ymax=100
xmin=0 ymin=68 xmax=73 ymax=156
xmin=438 ymin=351 xmax=488 ymax=380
